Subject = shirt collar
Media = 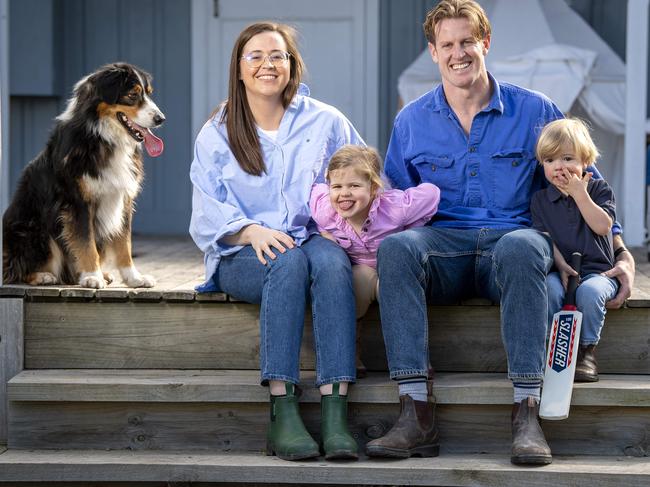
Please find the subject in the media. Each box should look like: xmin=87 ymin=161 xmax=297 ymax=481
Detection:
xmin=333 ymin=192 xmax=382 ymax=235
xmin=547 ymin=184 xmax=564 ymax=202
xmin=547 ymin=178 xmax=595 ymax=202
xmin=429 ymin=71 xmax=504 ymax=115
xmin=287 ymin=83 xmax=310 ymax=111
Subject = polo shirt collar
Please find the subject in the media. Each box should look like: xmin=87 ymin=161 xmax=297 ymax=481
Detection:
xmin=546 ymin=178 xmax=596 ymax=202
xmin=547 ymin=184 xmax=564 ymax=202
xmin=429 ymin=71 xmax=504 ymax=115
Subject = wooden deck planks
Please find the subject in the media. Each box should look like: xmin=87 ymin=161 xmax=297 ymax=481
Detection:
xmin=22 ymin=302 xmax=650 ymax=373
xmin=8 ymin=370 xmax=650 ymax=407
xmin=5 ymin=236 xmax=650 ymax=302
xmin=0 ymin=450 xmax=648 ymax=486
xmin=6 ymin=400 xmax=650 ymax=456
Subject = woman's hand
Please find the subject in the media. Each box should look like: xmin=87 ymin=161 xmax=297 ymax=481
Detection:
xmin=241 ymin=224 xmax=295 ymax=265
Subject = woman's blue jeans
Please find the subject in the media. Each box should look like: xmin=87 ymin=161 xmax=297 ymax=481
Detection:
xmin=213 ymin=235 xmax=356 ymax=387
xmin=376 ymin=227 xmax=554 ymax=382
xmin=546 ymin=272 xmax=618 ymax=345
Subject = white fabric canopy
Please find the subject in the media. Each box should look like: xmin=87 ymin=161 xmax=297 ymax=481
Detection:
xmin=398 ymin=0 xmax=626 ymax=199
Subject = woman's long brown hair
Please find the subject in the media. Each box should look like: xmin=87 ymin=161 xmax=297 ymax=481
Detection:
xmin=218 ymin=22 xmax=305 ymax=176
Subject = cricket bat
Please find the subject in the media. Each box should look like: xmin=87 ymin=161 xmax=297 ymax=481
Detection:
xmin=539 ymin=252 xmax=582 ymax=420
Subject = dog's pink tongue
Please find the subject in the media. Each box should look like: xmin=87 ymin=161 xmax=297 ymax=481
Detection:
xmin=143 ymin=129 xmax=164 ymax=158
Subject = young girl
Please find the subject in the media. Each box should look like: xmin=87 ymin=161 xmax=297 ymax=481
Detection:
xmin=531 ymin=118 xmax=619 ymax=382
xmin=309 ymin=145 xmax=440 ymax=375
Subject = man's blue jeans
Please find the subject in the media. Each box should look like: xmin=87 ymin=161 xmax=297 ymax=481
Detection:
xmin=546 ymin=272 xmax=618 ymax=346
xmin=377 ymin=227 xmax=553 ymax=382
xmin=213 ymin=235 xmax=356 ymax=387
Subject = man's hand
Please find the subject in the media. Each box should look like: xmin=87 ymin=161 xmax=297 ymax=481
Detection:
xmin=603 ymin=244 xmax=635 ymax=309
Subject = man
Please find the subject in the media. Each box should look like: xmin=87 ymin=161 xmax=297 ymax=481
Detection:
xmin=365 ymin=0 xmax=635 ymax=465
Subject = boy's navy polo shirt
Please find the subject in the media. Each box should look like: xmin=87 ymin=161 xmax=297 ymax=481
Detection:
xmin=530 ymin=179 xmax=616 ymax=277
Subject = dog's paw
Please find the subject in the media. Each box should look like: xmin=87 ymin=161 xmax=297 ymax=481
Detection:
xmin=103 ymin=272 xmax=115 ymax=285
xmin=121 ymin=267 xmax=156 ymax=288
xmin=28 ymin=272 xmax=59 ymax=286
xmin=79 ymin=271 xmax=106 ymax=289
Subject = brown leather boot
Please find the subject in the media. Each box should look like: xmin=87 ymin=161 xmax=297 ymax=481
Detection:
xmin=511 ymin=397 xmax=552 ymax=465
xmin=365 ymin=394 xmax=440 ymax=458
xmin=574 ymin=345 xmax=598 ymax=382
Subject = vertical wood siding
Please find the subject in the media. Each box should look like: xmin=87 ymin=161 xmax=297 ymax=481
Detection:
xmin=9 ymin=0 xmax=191 ymax=235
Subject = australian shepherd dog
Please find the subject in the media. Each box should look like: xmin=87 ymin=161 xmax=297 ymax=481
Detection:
xmin=3 ymin=62 xmax=165 ymax=289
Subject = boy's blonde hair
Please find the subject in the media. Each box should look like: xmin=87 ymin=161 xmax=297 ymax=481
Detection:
xmin=536 ymin=118 xmax=600 ymax=166
xmin=326 ymin=145 xmax=384 ymax=193
xmin=423 ymin=0 xmax=491 ymax=45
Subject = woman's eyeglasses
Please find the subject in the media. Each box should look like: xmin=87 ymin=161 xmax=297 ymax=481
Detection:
xmin=241 ymin=50 xmax=291 ymax=68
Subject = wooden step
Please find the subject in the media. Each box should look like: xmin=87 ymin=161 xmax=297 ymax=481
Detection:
xmin=9 ymin=370 xmax=650 ymax=406
xmin=20 ymin=300 xmax=650 ymax=373
xmin=8 ymin=371 xmax=650 ymax=456
xmin=0 ymin=449 xmax=648 ymax=486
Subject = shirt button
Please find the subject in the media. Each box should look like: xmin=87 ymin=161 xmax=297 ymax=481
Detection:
xmin=431 ymin=165 xmax=436 ymax=172
xmin=469 ymin=147 xmax=476 ymax=153
xmin=470 ymin=171 xmax=477 ymax=177
xmin=512 ymin=160 xmax=520 ymax=167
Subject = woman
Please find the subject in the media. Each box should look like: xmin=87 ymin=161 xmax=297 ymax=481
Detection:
xmin=189 ymin=22 xmax=363 ymax=461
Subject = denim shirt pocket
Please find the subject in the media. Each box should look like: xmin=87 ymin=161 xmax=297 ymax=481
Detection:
xmin=412 ymin=155 xmax=460 ymax=207
xmin=490 ymin=149 xmax=536 ymax=210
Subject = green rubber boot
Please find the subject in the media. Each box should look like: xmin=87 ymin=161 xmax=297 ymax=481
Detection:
xmin=266 ymin=383 xmax=319 ymax=461
xmin=320 ymin=383 xmax=359 ymax=460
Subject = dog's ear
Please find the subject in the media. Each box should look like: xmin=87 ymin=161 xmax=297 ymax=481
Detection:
xmin=71 ymin=74 xmax=95 ymax=106
xmin=86 ymin=65 xmax=130 ymax=105
xmin=138 ymin=69 xmax=154 ymax=94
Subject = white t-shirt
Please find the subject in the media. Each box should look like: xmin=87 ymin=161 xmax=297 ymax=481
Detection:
xmin=258 ymin=127 xmax=279 ymax=142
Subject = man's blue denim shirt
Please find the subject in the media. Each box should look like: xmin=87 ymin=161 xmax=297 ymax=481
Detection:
xmin=385 ymin=72 xmax=613 ymax=232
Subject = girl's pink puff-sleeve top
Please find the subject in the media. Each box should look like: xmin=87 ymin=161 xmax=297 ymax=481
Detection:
xmin=309 ymin=183 xmax=440 ymax=268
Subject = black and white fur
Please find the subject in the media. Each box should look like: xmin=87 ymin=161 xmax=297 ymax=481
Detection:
xmin=3 ymin=62 xmax=165 ymax=288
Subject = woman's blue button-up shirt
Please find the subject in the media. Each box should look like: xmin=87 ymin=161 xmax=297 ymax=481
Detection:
xmin=189 ymin=86 xmax=364 ymax=290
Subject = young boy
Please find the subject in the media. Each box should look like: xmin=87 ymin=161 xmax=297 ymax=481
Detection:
xmin=531 ymin=118 xmax=619 ymax=382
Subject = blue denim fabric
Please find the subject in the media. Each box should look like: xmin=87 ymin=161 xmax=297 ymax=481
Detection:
xmin=376 ymin=227 xmax=553 ymax=381
xmin=546 ymin=272 xmax=618 ymax=345
xmin=213 ymin=235 xmax=356 ymax=387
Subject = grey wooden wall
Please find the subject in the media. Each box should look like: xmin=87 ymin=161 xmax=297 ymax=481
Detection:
xmin=378 ymin=0 xmax=437 ymax=154
xmin=7 ymin=0 xmax=640 ymax=234
xmin=8 ymin=0 xmax=191 ymax=235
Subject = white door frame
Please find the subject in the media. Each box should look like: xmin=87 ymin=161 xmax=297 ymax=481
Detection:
xmin=623 ymin=0 xmax=649 ymax=246
xmin=190 ymin=0 xmax=379 ymax=147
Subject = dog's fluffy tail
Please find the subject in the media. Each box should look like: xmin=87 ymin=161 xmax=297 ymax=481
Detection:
xmin=2 ymin=217 xmax=50 ymax=284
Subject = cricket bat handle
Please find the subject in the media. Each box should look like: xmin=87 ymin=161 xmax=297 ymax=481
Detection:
xmin=564 ymin=252 xmax=582 ymax=307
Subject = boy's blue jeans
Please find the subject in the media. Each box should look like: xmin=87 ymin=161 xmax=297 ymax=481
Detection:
xmin=213 ymin=235 xmax=356 ymax=387
xmin=376 ymin=226 xmax=553 ymax=382
xmin=546 ymin=272 xmax=618 ymax=345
